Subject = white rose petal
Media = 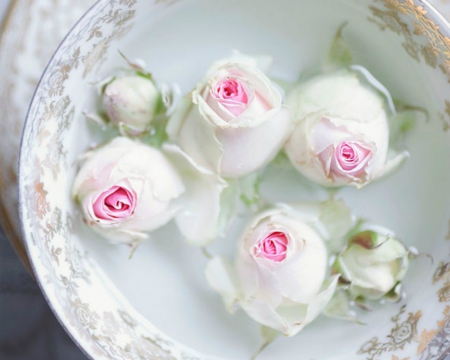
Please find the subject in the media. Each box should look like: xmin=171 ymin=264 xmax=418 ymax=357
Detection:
xmin=73 ymin=137 xmax=184 ymax=244
xmin=285 ymin=70 xmax=408 ymax=188
xmin=168 ymin=54 xmax=293 ymax=178
xmin=163 ymin=143 xmax=230 ymax=246
xmin=275 ymin=201 xmax=355 ymax=254
xmin=103 ymin=75 xmax=160 ymax=134
xmin=205 ymin=205 xmax=339 ymax=336
xmin=73 ymin=137 xmax=229 ymax=246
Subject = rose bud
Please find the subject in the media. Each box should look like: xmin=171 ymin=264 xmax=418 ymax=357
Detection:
xmin=73 ymin=137 xmax=227 ymax=245
xmin=205 ymin=206 xmax=339 ymax=336
xmin=285 ymin=71 xmax=408 ymax=188
xmin=103 ymin=75 xmax=160 ymax=135
xmin=332 ymin=228 xmax=409 ymax=301
xmin=167 ymin=53 xmax=293 ymax=178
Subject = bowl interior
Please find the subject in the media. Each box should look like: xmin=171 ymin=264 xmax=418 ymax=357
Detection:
xmin=19 ymin=0 xmax=450 ymax=359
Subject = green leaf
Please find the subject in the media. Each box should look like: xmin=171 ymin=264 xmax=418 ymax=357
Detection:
xmin=390 ymin=99 xmax=428 ymax=147
xmin=238 ymin=173 xmax=261 ymax=208
xmin=324 ymin=22 xmax=353 ymax=72
xmin=389 ymin=110 xmax=417 ymax=147
xmin=271 ymin=77 xmax=297 ymax=95
xmin=319 ymin=199 xmax=355 ymax=253
xmin=269 ymin=150 xmax=292 ymax=169
xmin=323 ymin=290 xmax=363 ymax=324
xmin=216 ymin=180 xmax=239 ymax=237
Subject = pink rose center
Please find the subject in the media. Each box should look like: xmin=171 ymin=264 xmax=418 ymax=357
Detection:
xmin=256 ymin=231 xmax=289 ymax=262
xmin=211 ymin=77 xmax=249 ymax=117
xmin=93 ymin=186 xmax=136 ymax=221
xmin=333 ymin=141 xmax=372 ymax=173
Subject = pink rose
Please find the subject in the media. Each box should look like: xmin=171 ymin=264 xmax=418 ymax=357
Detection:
xmin=285 ymin=71 xmax=408 ymax=188
xmin=210 ymin=77 xmax=250 ymax=118
xmin=205 ymin=205 xmax=339 ymax=336
xmin=168 ymin=53 xmax=292 ymax=178
xmin=315 ymin=126 xmax=375 ymax=183
xmin=73 ymin=137 xmax=185 ymax=243
xmin=329 ymin=141 xmax=372 ymax=176
xmin=253 ymin=231 xmax=288 ymax=263
xmin=91 ymin=183 xmax=136 ymax=222
xmin=73 ymin=137 xmax=228 ymax=246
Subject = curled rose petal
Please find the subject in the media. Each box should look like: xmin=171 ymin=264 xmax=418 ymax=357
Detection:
xmin=320 ymin=140 xmax=374 ymax=181
xmin=253 ymin=231 xmax=289 ymax=262
xmin=162 ymin=143 xmax=231 ymax=246
xmin=93 ymin=185 xmax=136 ymax=221
xmin=211 ymin=77 xmax=250 ymax=117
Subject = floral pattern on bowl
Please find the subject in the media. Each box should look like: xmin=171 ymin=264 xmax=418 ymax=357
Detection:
xmin=18 ymin=0 xmax=450 ymax=359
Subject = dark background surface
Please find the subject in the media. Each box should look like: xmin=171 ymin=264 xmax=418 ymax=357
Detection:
xmin=0 ymin=225 xmax=88 ymax=359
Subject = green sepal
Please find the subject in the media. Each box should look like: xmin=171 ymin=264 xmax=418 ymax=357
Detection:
xmin=144 ymin=113 xmax=169 ymax=148
xmin=135 ymin=70 xmax=153 ymax=81
xmin=118 ymin=49 xmax=154 ymax=83
xmin=383 ymin=282 xmax=403 ymax=303
xmin=349 ymin=230 xmax=380 ymax=250
xmin=331 ymin=257 xmax=352 ymax=288
xmin=324 ymin=290 xmax=364 ymax=325
xmin=84 ymin=111 xmax=110 ymax=128
xmin=324 ymin=22 xmax=353 ymax=72
xmin=353 ymin=296 xmax=373 ymax=312
xmin=389 ymin=110 xmax=417 ymax=147
xmin=100 ymin=76 xmax=116 ymax=95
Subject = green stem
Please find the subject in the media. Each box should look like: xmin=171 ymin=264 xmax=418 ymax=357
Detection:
xmin=250 ymin=339 xmax=272 ymax=360
xmin=128 ymin=241 xmax=141 ymax=260
xmin=201 ymin=247 xmax=213 ymax=259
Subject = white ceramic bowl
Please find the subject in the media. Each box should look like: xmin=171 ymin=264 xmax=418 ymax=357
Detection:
xmin=18 ymin=0 xmax=450 ymax=359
